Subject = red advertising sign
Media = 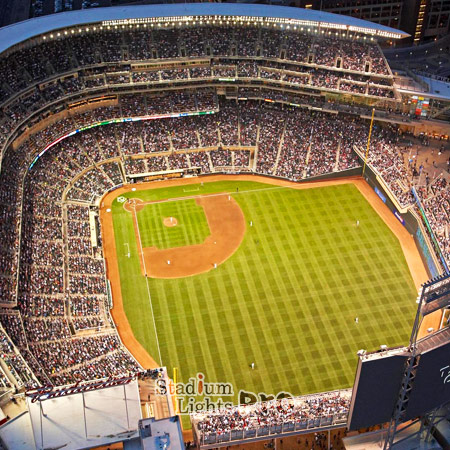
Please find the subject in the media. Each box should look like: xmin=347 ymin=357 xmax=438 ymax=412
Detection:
xmin=25 ymin=376 xmax=134 ymax=403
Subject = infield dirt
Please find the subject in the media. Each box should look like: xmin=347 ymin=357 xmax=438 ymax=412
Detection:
xmin=130 ymin=194 xmax=246 ymax=278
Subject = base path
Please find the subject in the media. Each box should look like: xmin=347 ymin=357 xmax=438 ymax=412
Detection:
xmin=140 ymin=195 xmax=246 ymax=278
xmin=99 ymin=174 xmax=433 ymax=368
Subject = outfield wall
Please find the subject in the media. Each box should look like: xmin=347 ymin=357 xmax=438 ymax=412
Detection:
xmin=360 ymin=163 xmax=442 ymax=278
xmin=196 ymin=164 xmax=442 ymax=278
xmin=211 ymin=167 xmax=362 ymax=183
xmin=263 ymin=160 xmax=442 ymax=279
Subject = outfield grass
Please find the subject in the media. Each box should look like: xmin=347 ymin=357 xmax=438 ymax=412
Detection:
xmin=111 ymin=180 xmax=417 ymax=412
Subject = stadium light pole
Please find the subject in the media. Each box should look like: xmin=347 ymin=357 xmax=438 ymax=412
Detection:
xmin=362 ymin=108 xmax=375 ymax=177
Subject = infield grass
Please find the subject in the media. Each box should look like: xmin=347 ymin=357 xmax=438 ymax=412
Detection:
xmin=111 ymin=180 xmax=417 ymax=415
xmin=138 ymin=199 xmax=210 ymax=249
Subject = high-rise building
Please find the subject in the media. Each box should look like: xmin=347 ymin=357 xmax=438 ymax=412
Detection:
xmin=401 ymin=0 xmax=450 ymax=43
xmin=280 ymin=0 xmax=450 ymax=44
xmin=297 ymin=0 xmax=403 ymax=29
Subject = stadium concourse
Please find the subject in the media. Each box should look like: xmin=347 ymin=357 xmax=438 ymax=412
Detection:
xmin=0 ymin=3 xmax=448 ymax=449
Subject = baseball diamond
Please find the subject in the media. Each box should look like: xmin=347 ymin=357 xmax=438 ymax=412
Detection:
xmin=1 ymin=4 xmax=449 ymax=448
xmin=100 ymin=176 xmax=426 ymax=427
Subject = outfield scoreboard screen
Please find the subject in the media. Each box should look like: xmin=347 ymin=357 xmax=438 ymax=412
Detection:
xmin=347 ymin=349 xmax=409 ymax=430
xmin=405 ymin=333 xmax=450 ymax=420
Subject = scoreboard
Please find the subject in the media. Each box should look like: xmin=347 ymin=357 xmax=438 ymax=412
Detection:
xmin=404 ymin=331 xmax=450 ymax=420
xmin=348 ymin=327 xmax=450 ymax=430
xmin=347 ymin=348 xmax=409 ymax=430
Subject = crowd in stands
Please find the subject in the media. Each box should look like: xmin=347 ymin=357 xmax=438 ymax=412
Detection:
xmin=1 ymin=18 xmax=448 ymax=436
xmin=0 ymin=83 xmax=448 ymax=414
xmin=357 ymin=124 xmax=413 ymax=207
xmin=0 ymin=322 xmax=38 ymax=389
xmin=354 ymin=128 xmax=450 ymax=266
xmin=192 ymin=390 xmax=351 ymax=442
xmin=0 ymin=126 xmax=142 ymax=384
xmin=417 ymin=176 xmax=450 ymax=264
xmin=0 ymin=23 xmax=396 ymax=157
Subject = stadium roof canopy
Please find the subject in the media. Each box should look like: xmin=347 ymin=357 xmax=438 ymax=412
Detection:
xmin=0 ymin=3 xmax=408 ymax=55
xmin=25 ymin=379 xmax=141 ymax=450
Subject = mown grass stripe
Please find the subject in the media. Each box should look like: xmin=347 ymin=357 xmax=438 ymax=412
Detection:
xmin=112 ymin=180 xmax=418 ymax=412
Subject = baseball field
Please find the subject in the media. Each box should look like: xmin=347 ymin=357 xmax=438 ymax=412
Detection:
xmin=101 ymin=176 xmax=424 ymax=416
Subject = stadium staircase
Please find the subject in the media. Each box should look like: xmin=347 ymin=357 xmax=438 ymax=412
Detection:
xmin=252 ymin=124 xmax=261 ymax=172
xmin=195 ymin=130 xmax=202 ymax=148
xmin=207 ymin=152 xmax=214 ymax=172
xmin=186 ymin=153 xmax=193 ymax=169
xmin=272 ymin=121 xmax=287 ymax=175
xmin=237 ymin=115 xmax=242 ymax=145
xmin=303 ymin=126 xmax=315 ymax=179
xmin=168 ymin=135 xmax=175 ymax=152
xmin=334 ymin=140 xmax=342 ymax=172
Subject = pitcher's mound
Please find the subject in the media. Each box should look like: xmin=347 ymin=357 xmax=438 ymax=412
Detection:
xmin=163 ymin=217 xmax=178 ymax=227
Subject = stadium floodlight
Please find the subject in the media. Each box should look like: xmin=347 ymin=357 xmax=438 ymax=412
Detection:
xmin=357 ymin=349 xmax=366 ymax=356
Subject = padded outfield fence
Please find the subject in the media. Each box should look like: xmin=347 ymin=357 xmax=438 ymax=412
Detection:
xmin=411 ymin=187 xmax=449 ymax=275
xmin=354 ymin=152 xmax=447 ymax=278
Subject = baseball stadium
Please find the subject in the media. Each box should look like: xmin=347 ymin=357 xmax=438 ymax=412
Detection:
xmin=0 ymin=3 xmax=448 ymax=450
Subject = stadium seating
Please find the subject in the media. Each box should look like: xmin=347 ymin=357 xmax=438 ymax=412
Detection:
xmin=1 ymin=87 xmax=450 ymax=389
xmin=0 ymin=24 xmax=397 ymax=159
xmin=0 ymin=19 xmax=449 ymax=439
xmin=192 ymin=390 xmax=351 ymax=444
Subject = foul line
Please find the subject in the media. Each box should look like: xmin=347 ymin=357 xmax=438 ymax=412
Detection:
xmin=132 ymin=203 xmax=163 ymax=367
xmin=123 ymin=179 xmax=356 ymax=367
xmin=133 ymin=184 xmax=292 ymax=207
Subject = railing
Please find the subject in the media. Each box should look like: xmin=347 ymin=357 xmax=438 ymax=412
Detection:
xmin=191 ymin=388 xmax=351 ymax=448
xmin=414 ymin=71 xmax=450 ymax=84
xmin=411 ymin=187 xmax=449 ymax=274
xmin=194 ymin=412 xmax=348 ymax=447
xmin=0 ymin=54 xmax=396 ymax=165
xmin=353 ymin=145 xmax=411 ymax=213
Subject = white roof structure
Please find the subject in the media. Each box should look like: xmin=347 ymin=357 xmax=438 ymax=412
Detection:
xmin=0 ymin=412 xmax=35 ymax=450
xmin=25 ymin=379 xmax=141 ymax=450
xmin=418 ymin=75 xmax=450 ymax=98
xmin=0 ymin=3 xmax=408 ymax=55
xmin=394 ymin=73 xmax=450 ymax=101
